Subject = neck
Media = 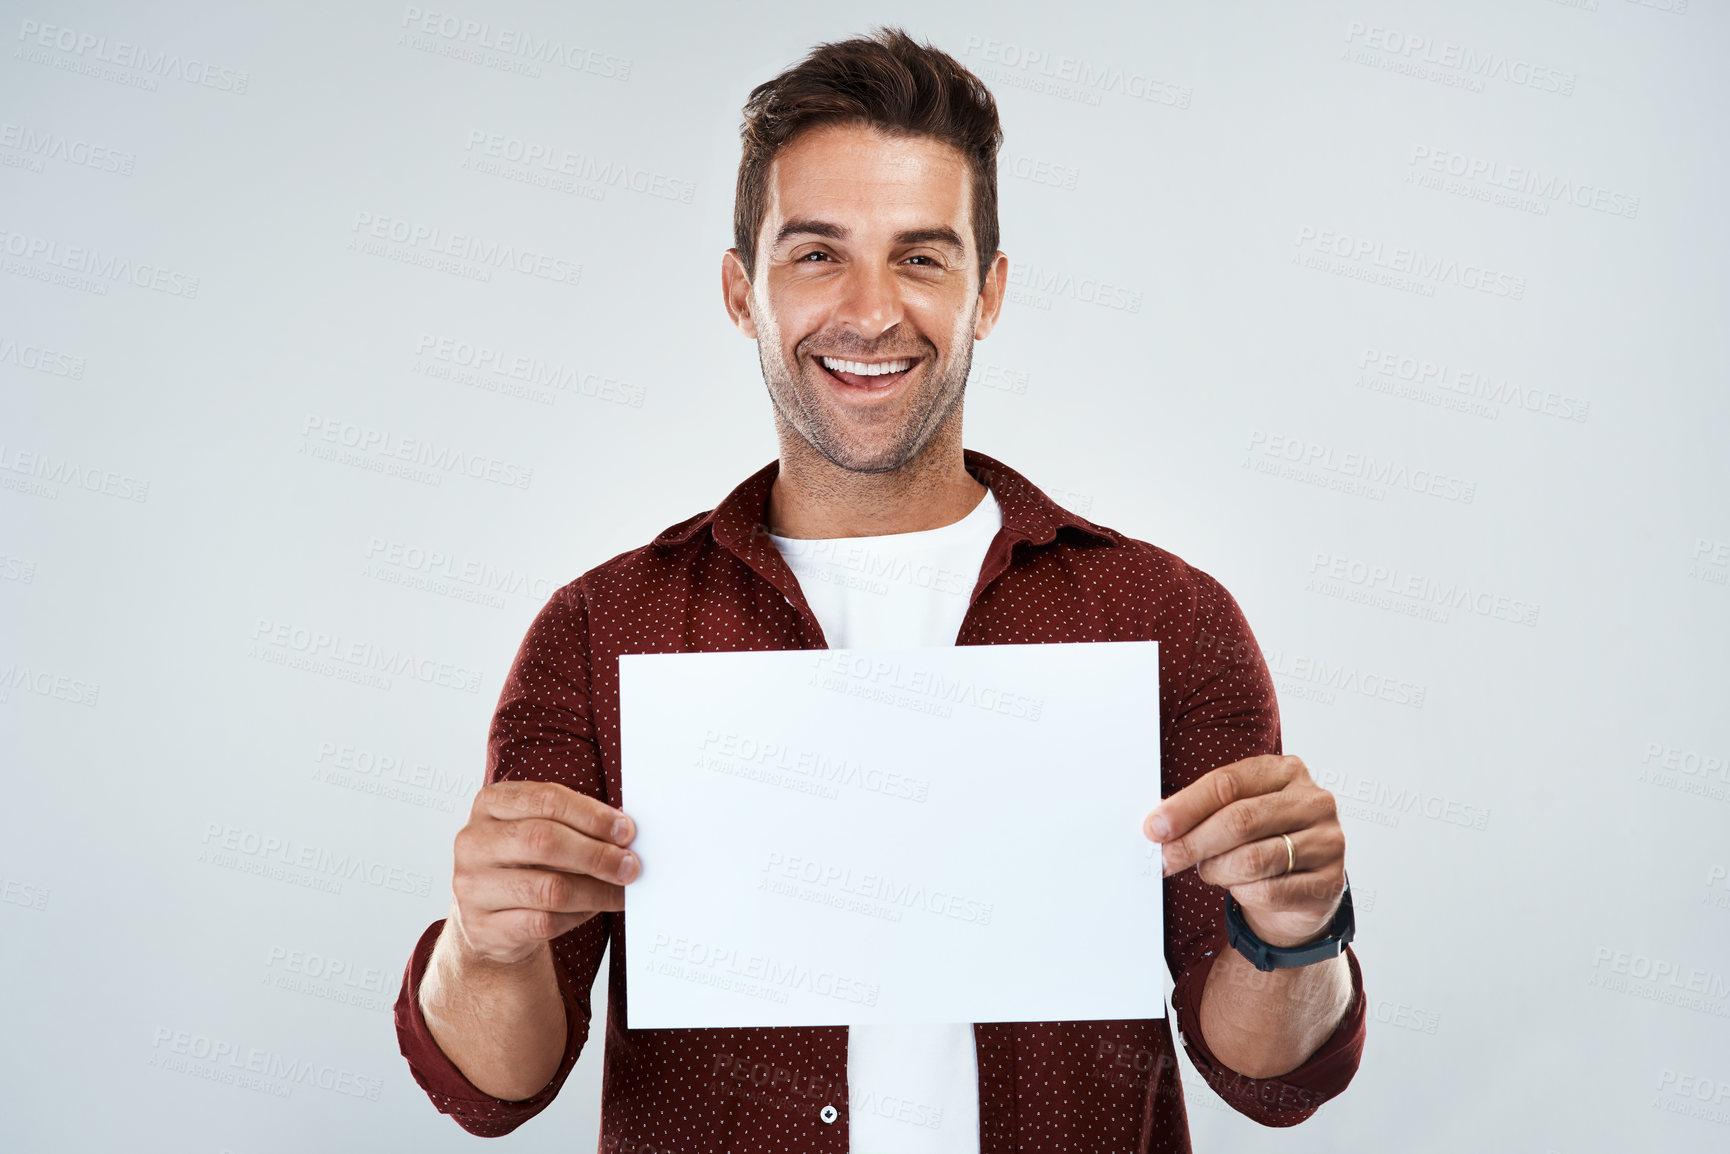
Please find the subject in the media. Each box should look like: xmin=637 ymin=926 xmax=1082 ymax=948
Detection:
xmin=764 ymin=410 xmax=986 ymax=540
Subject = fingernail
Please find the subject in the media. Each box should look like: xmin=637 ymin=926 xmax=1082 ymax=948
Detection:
xmin=611 ymin=816 xmax=631 ymax=844
xmin=1146 ymin=813 xmax=1170 ymax=840
xmin=617 ymin=854 xmax=638 ymax=883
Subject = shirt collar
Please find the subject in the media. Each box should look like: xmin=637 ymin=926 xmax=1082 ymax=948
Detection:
xmin=651 ymin=448 xmax=1121 ymax=556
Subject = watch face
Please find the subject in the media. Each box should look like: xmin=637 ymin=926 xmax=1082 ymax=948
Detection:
xmin=1333 ymin=884 xmax=1356 ymax=945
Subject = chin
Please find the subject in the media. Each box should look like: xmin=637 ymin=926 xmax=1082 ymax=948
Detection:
xmin=816 ymin=436 xmax=922 ymax=474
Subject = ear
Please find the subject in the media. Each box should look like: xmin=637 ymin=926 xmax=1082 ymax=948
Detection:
xmin=722 ymin=248 xmax=759 ymax=339
xmin=973 ymin=251 xmax=1009 ymax=341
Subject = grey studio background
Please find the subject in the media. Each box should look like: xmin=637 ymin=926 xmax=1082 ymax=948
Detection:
xmin=2 ymin=0 xmax=1726 ymax=1150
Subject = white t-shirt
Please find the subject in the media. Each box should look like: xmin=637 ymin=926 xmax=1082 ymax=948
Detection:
xmin=767 ymin=483 xmax=1002 ymax=1154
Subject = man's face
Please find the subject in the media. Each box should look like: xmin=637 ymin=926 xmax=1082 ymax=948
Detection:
xmin=724 ymin=122 xmax=1006 ymax=474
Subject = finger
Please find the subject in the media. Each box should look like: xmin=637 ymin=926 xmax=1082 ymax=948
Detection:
xmin=461 ymin=815 xmax=639 ymax=883
xmin=1193 ymin=824 xmax=1343 ymax=889
xmin=1230 ymin=864 xmax=1347 ymax=914
xmin=1160 ymin=786 xmax=1333 ymax=876
xmin=1145 ymin=755 xmax=1302 ymax=844
xmin=477 ymin=907 xmax=604 ymax=946
xmin=457 ymin=866 xmax=629 ymax=918
xmin=477 ymin=780 xmax=635 ymax=846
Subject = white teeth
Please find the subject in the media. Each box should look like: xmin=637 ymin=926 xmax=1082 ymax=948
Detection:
xmin=820 ymin=356 xmax=912 ymax=377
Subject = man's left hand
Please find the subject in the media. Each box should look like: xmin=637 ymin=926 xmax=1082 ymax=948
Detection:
xmin=1143 ymin=754 xmax=1346 ymax=949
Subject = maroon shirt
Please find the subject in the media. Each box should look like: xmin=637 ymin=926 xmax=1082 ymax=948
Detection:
xmin=394 ymin=448 xmax=1367 ymax=1153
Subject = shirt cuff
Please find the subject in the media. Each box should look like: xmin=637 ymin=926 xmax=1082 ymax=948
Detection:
xmin=1171 ymin=929 xmax=1366 ymax=1127
xmin=393 ymin=918 xmax=580 ymax=1137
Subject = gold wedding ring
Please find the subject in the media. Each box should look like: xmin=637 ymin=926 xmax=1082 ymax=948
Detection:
xmin=1280 ymin=832 xmax=1296 ymax=876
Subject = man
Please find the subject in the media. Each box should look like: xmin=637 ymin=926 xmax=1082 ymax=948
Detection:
xmin=395 ymin=26 xmax=1365 ymax=1154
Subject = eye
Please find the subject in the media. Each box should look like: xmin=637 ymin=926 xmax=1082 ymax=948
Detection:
xmin=904 ymin=255 xmax=938 ymax=266
xmin=797 ymin=251 xmax=832 ymax=262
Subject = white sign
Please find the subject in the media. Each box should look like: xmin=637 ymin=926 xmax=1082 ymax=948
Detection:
xmin=619 ymin=642 xmax=1162 ymax=1028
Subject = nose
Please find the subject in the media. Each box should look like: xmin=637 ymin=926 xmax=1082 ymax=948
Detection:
xmin=829 ymin=256 xmax=904 ymax=343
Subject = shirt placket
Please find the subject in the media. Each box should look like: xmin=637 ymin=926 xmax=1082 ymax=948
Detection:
xmin=717 ymin=515 xmax=1038 ymax=1153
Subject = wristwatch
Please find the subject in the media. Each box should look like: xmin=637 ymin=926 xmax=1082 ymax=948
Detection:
xmin=1224 ymin=879 xmax=1355 ymax=972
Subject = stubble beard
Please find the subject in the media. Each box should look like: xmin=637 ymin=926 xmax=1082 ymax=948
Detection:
xmin=756 ymin=298 xmax=980 ymax=475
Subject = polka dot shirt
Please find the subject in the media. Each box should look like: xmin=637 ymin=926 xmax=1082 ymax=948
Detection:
xmin=393 ymin=448 xmax=1367 ymax=1153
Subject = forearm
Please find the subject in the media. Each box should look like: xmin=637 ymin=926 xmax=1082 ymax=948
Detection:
xmin=1197 ymin=946 xmax=1354 ymax=1079
xmin=418 ymin=918 xmax=569 ymax=1101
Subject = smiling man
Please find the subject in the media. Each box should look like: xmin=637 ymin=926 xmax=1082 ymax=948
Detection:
xmin=395 ymin=26 xmax=1365 ymax=1154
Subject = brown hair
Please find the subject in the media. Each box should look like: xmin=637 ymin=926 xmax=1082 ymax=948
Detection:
xmin=733 ymin=26 xmax=1003 ymax=292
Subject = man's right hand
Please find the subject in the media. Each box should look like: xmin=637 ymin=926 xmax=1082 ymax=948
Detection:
xmin=447 ymin=780 xmax=639 ymax=967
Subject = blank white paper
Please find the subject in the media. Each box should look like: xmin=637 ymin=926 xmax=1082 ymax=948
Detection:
xmin=618 ymin=641 xmax=1162 ymax=1028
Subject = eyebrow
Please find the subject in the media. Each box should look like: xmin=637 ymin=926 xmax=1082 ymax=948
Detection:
xmin=773 ymin=218 xmax=967 ymax=256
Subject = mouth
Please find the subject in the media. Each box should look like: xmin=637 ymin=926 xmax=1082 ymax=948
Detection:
xmin=812 ymin=353 xmax=922 ymax=396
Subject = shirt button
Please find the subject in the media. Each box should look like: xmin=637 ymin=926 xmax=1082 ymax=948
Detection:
xmin=820 ymin=1104 xmax=838 ymax=1124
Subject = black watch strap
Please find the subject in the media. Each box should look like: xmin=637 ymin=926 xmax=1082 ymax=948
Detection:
xmin=1224 ymin=879 xmax=1355 ymax=972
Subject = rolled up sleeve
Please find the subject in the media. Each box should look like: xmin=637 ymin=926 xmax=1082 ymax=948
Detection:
xmin=1172 ymin=935 xmax=1367 ymax=1124
xmin=393 ymin=584 xmax=615 ymax=1135
xmin=394 ymin=915 xmax=608 ymax=1135
xmin=1160 ymin=566 xmax=1367 ymax=1124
